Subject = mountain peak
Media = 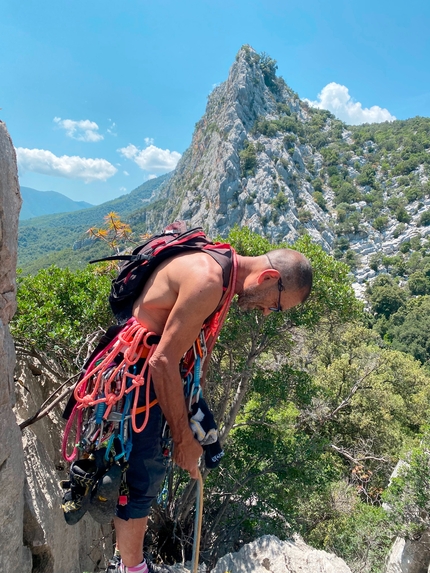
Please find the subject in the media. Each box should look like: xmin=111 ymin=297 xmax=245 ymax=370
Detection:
xmin=143 ymin=47 xmax=333 ymax=249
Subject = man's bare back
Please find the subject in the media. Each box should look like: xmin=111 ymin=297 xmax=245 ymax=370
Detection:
xmin=133 ymin=251 xmax=224 ymax=336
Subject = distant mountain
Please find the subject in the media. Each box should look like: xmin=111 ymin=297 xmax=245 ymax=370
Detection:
xmin=18 ymin=173 xmax=171 ymax=273
xmin=138 ymin=46 xmax=430 ymax=292
xmin=19 ymin=187 xmax=93 ymax=220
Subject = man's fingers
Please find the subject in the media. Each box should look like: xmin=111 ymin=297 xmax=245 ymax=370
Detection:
xmin=173 ymin=440 xmax=202 ymax=477
xmin=189 ymin=466 xmax=199 ymax=480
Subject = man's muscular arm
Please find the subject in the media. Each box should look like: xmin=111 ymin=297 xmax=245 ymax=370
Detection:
xmin=148 ymin=268 xmax=223 ymax=479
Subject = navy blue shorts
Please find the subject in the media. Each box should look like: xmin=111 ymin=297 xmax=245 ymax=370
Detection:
xmin=116 ymin=386 xmax=167 ymax=520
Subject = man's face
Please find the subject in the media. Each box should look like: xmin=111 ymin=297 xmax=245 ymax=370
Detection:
xmin=237 ymin=281 xmax=303 ymax=316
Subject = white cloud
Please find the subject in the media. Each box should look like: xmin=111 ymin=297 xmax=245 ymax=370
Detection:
xmin=144 ymin=137 xmax=154 ymax=146
xmin=118 ymin=141 xmax=181 ymax=173
xmin=107 ymin=120 xmax=117 ymax=136
xmin=16 ymin=147 xmax=117 ymax=183
xmin=119 ymin=186 xmax=127 ymax=192
xmin=123 ymin=171 xmax=130 ymax=176
xmin=148 ymin=174 xmax=157 ymax=180
xmin=305 ymin=82 xmax=396 ymax=125
xmin=54 ymin=117 xmax=104 ymax=142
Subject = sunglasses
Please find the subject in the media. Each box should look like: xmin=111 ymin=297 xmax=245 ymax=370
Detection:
xmin=269 ymin=278 xmax=285 ymax=312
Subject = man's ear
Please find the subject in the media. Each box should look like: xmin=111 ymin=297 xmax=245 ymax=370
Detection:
xmin=256 ymin=269 xmax=280 ymax=285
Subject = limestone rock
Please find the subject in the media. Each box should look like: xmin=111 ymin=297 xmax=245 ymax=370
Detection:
xmin=385 ymin=531 xmax=430 ymax=573
xmin=14 ymin=358 xmax=112 ymax=573
xmin=143 ymin=46 xmax=335 ymax=251
xmin=211 ymin=534 xmax=352 ymax=573
xmin=0 ymin=121 xmax=32 ymax=573
xmin=154 ymin=535 xmax=351 ymax=573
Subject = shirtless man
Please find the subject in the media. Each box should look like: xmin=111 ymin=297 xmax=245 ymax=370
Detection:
xmin=111 ymin=247 xmax=312 ymax=573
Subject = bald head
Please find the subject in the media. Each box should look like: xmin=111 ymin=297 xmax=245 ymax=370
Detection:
xmin=265 ymin=249 xmax=313 ymax=303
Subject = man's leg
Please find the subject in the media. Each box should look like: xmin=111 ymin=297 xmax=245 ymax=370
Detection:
xmin=114 ymin=516 xmax=148 ymax=568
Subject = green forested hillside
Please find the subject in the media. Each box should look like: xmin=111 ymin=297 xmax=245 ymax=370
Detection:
xmin=18 ymin=173 xmax=170 ymax=272
xmin=20 ymin=186 xmax=93 ymax=220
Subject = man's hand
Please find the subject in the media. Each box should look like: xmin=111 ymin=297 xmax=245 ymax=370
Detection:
xmin=173 ymin=435 xmax=203 ymax=479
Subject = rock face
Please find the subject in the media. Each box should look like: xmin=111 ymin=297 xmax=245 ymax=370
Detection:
xmin=14 ymin=360 xmax=111 ymax=573
xmin=385 ymin=531 xmax=430 ymax=573
xmin=0 ymin=121 xmax=111 ymax=573
xmin=0 ymin=121 xmax=31 ymax=573
xmin=144 ymin=46 xmax=334 ymax=251
xmin=158 ymin=535 xmax=352 ymax=573
xmin=211 ymin=535 xmax=352 ymax=573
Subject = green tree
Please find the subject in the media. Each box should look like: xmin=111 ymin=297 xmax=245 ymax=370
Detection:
xmin=11 ymin=266 xmax=114 ymax=377
xmin=419 ymin=210 xmax=430 ymax=226
xmin=367 ymin=277 xmax=407 ymax=319
xmin=312 ymin=191 xmax=327 ymax=211
xmin=396 ymin=206 xmax=411 ymax=224
xmin=384 ymin=296 xmax=430 ymax=364
xmin=373 ymin=215 xmax=389 ymax=231
xmin=258 ymin=52 xmax=279 ymax=92
xmin=408 ymin=271 xmax=430 ymax=296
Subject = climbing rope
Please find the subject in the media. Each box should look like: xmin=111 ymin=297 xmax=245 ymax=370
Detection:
xmin=191 ymin=470 xmax=204 ymax=573
xmin=63 ymin=318 xmax=159 ymax=461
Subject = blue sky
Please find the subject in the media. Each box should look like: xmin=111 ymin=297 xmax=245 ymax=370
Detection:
xmin=2 ymin=0 xmax=429 ymax=205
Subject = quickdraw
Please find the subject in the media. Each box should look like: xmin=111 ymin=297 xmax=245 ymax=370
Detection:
xmin=62 ymin=318 xmax=159 ymax=462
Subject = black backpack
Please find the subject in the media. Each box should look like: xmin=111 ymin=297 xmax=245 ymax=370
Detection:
xmin=90 ymin=221 xmax=232 ymax=323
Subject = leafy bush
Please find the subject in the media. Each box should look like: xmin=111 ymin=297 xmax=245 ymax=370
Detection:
xmin=367 ymin=277 xmax=407 ymax=319
xmin=312 ymin=178 xmax=324 ymax=192
xmin=11 ymin=266 xmax=114 ymax=373
xmin=408 ymin=271 xmax=430 ymax=296
xmin=393 ymin=223 xmax=406 ymax=238
xmin=396 ymin=207 xmax=411 ymax=223
xmin=356 ymin=165 xmax=376 ymax=187
xmin=239 ymin=140 xmax=258 ymax=177
xmin=373 ymin=216 xmax=389 ymax=231
xmin=312 ymin=191 xmax=327 ymax=211
xmin=258 ymin=52 xmax=279 ymax=92
xmin=419 ymin=210 xmax=430 ymax=226
xmin=298 ymin=209 xmax=313 ymax=223
xmin=272 ymin=191 xmax=289 ymax=209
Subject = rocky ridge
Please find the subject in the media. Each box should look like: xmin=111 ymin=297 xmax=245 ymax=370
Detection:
xmin=139 ymin=46 xmax=430 ymax=295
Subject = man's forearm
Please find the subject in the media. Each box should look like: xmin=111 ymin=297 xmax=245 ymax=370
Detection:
xmin=149 ymin=354 xmax=195 ymax=445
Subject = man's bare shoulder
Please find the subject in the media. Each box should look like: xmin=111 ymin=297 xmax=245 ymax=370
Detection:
xmin=133 ymin=251 xmax=224 ymax=333
xmin=165 ymin=251 xmax=224 ymax=290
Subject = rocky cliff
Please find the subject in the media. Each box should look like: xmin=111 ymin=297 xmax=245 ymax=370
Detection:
xmin=0 ymin=122 xmax=111 ymax=573
xmin=0 ymin=121 xmax=31 ymax=573
xmin=139 ymin=46 xmax=429 ymax=296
